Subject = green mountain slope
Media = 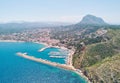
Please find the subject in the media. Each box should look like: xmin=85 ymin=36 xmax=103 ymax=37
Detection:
xmin=86 ymin=54 xmax=120 ymax=83
xmin=73 ymin=28 xmax=120 ymax=83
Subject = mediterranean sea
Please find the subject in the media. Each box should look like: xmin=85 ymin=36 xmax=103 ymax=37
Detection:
xmin=0 ymin=42 xmax=87 ymax=83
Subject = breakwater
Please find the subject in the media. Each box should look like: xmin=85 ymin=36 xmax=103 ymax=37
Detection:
xmin=17 ymin=52 xmax=75 ymax=71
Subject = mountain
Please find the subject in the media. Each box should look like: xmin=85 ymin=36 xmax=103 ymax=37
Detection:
xmin=72 ymin=27 xmax=120 ymax=83
xmin=0 ymin=22 xmax=71 ymax=28
xmin=51 ymin=15 xmax=120 ymax=82
xmin=78 ymin=14 xmax=107 ymax=25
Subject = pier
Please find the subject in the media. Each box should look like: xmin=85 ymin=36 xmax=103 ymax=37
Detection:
xmin=49 ymin=55 xmax=66 ymax=58
xmin=16 ymin=52 xmax=90 ymax=83
xmin=17 ymin=52 xmax=75 ymax=71
xmin=38 ymin=47 xmax=49 ymax=52
xmin=38 ymin=45 xmax=55 ymax=52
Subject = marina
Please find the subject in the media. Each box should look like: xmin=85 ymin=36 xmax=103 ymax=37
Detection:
xmin=17 ymin=52 xmax=75 ymax=71
xmin=17 ymin=52 xmax=90 ymax=83
xmin=49 ymin=55 xmax=66 ymax=58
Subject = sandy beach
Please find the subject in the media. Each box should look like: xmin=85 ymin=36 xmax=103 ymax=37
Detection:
xmin=0 ymin=40 xmax=24 ymax=42
xmin=66 ymin=50 xmax=75 ymax=66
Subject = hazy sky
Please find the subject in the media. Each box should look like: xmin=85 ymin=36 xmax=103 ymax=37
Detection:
xmin=0 ymin=0 xmax=120 ymax=24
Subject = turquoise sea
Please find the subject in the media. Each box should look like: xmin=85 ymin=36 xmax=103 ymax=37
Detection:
xmin=0 ymin=42 xmax=87 ymax=83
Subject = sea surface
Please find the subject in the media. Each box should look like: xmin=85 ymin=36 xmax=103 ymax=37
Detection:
xmin=0 ymin=42 xmax=87 ymax=83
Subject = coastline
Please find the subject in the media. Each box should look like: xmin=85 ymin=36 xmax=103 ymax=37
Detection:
xmin=37 ymin=42 xmax=75 ymax=66
xmin=0 ymin=40 xmax=24 ymax=43
xmin=33 ymin=42 xmax=49 ymax=46
xmin=30 ymin=42 xmax=91 ymax=83
xmin=38 ymin=43 xmax=68 ymax=51
xmin=0 ymin=40 xmax=90 ymax=83
xmin=17 ymin=52 xmax=75 ymax=71
xmin=17 ymin=52 xmax=90 ymax=83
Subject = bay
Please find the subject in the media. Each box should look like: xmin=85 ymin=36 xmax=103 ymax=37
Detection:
xmin=0 ymin=42 xmax=87 ymax=83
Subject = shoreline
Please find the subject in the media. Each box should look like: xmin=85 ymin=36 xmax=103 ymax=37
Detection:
xmin=0 ymin=40 xmax=24 ymax=42
xmin=37 ymin=43 xmax=75 ymax=66
xmin=17 ymin=52 xmax=90 ymax=83
xmin=0 ymin=39 xmax=68 ymax=51
xmin=0 ymin=40 xmax=90 ymax=82
xmin=17 ymin=52 xmax=75 ymax=71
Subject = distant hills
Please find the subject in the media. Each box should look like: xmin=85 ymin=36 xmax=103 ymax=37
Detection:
xmin=78 ymin=14 xmax=107 ymax=25
xmin=0 ymin=22 xmax=71 ymax=34
xmin=0 ymin=22 xmax=71 ymax=28
xmin=0 ymin=14 xmax=108 ymax=30
xmin=0 ymin=14 xmax=113 ymax=34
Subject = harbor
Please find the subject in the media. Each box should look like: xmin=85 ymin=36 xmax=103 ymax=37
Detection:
xmin=16 ymin=52 xmax=90 ymax=83
xmin=17 ymin=52 xmax=75 ymax=71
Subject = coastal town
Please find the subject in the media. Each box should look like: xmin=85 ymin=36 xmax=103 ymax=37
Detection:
xmin=0 ymin=29 xmax=58 ymax=45
xmin=0 ymin=28 xmax=75 ymax=49
xmin=0 ymin=26 xmax=77 ymax=66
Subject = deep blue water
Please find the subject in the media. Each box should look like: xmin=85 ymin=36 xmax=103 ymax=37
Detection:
xmin=0 ymin=42 xmax=87 ymax=83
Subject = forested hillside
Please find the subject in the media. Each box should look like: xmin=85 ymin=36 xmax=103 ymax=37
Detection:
xmin=73 ymin=28 xmax=120 ymax=83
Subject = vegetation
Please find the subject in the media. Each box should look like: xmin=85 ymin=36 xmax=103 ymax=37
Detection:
xmin=85 ymin=54 xmax=120 ymax=83
xmin=73 ymin=27 xmax=120 ymax=83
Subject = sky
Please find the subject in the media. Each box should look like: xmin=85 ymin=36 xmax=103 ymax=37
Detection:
xmin=0 ymin=0 xmax=120 ymax=24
